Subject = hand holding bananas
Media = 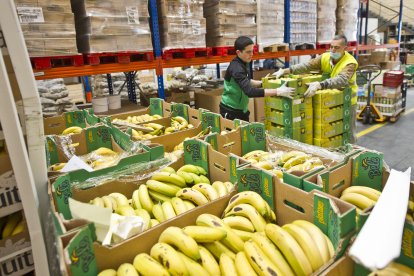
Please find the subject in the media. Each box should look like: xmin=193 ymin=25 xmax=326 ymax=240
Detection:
xmin=304 ymin=82 xmax=322 ymax=98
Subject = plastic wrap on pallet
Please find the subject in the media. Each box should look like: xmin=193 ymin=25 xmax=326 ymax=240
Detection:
xmin=290 ymin=0 xmax=317 ymax=43
xmin=15 ymin=0 xmax=72 ymax=13
xmin=257 ymin=0 xmax=284 ymax=49
xmin=25 ymin=38 xmax=78 ymax=56
xmin=75 ymin=16 xmax=151 ymax=36
xmin=336 ymin=0 xmax=359 ymax=41
xmin=204 ymin=0 xmax=257 ymax=16
xmin=317 ymin=0 xmax=336 ymax=42
xmin=77 ymin=34 xmax=153 ymax=53
xmin=158 ymin=0 xmax=204 ymax=19
xmin=21 ymin=23 xmax=76 ymax=38
xmin=207 ymin=35 xmax=256 ymax=47
xmin=71 ymin=0 xmax=149 ymax=17
xmin=206 ymin=23 xmax=257 ymax=37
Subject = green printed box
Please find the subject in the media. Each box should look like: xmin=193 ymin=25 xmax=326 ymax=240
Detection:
xmin=314 ymin=105 xmax=351 ymax=124
xmin=263 ymin=74 xmax=322 ymax=95
xmin=266 ymin=122 xmax=312 ymax=141
xmin=44 ymin=110 xmax=100 ymax=135
xmin=265 ymin=108 xmax=312 ymax=128
xmin=313 ymin=134 xmax=345 ymax=148
xmin=314 ymin=120 xmax=351 ymax=139
xmin=265 ymin=96 xmax=312 ymax=113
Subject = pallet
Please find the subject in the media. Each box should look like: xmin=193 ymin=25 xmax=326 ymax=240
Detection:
xmin=347 ymin=41 xmax=357 ymax=47
xmin=30 ymin=54 xmax=84 ymax=70
xmin=85 ymin=51 xmax=154 ymax=65
xmin=212 ymin=45 xmax=259 ymax=56
xmin=316 ymin=42 xmax=331 ymax=50
xmin=389 ymin=108 xmax=405 ymax=123
xmin=162 ymin=47 xmax=212 ymax=60
xmin=293 ymin=43 xmax=315 ymax=50
xmin=262 ymin=44 xmax=289 ymax=53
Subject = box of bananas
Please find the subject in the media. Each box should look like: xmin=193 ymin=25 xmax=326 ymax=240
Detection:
xmin=46 ymin=125 xmax=159 ymax=174
xmin=44 ymin=109 xmax=100 ymax=135
xmin=0 ymin=150 xmax=22 ymax=217
xmin=95 ymin=185 xmax=355 ymax=276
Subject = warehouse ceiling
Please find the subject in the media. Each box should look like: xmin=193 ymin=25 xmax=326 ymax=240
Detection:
xmin=370 ymin=0 xmax=414 ymax=27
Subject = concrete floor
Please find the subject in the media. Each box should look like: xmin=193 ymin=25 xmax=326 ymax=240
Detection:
xmin=356 ymin=87 xmax=414 ymax=180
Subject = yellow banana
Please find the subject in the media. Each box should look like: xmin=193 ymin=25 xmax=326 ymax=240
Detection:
xmin=223 ymin=216 xmax=255 ymax=232
xmin=170 ymin=197 xmax=187 ymax=215
xmin=192 ymin=183 xmax=219 ymax=201
xmin=183 ymin=200 xmax=196 ymax=211
xmin=202 ymin=241 xmax=236 ymax=260
xmin=177 ymin=251 xmax=209 ymax=276
xmin=235 ymin=251 xmax=258 ymax=276
xmin=199 ymin=175 xmax=211 ymax=184
xmin=182 ymin=226 xmax=227 ymax=243
xmin=302 ymin=157 xmax=324 ymax=172
xmin=151 ymin=243 xmax=189 ymax=276
xmin=199 ymin=245 xmax=221 ymax=276
xmin=224 ymin=191 xmax=269 ymax=218
xmin=233 ymin=229 xmax=255 ymax=241
xmin=177 ymin=164 xmax=201 ymax=175
xmin=271 ymin=169 xmax=283 ymax=179
xmin=94 ymin=147 xmax=117 ymax=156
xmin=109 ymin=193 xmax=129 ymax=206
xmin=115 ymin=205 xmax=136 ymax=216
xmin=283 ymin=223 xmax=325 ymax=271
xmin=11 ymin=219 xmax=24 ymax=236
xmin=292 ymin=220 xmax=331 ymax=263
xmin=212 ymin=181 xmax=228 ymax=197
xmin=340 ymin=192 xmax=376 ymax=210
xmin=251 ymin=232 xmax=295 ymax=276
xmin=97 ymin=269 xmax=117 ymax=276
xmin=224 ymin=203 xmax=267 ymax=232
xmin=135 ymin=209 xmax=151 ymax=230
xmin=223 ymin=181 xmax=234 ymax=192
xmin=287 ymin=164 xmax=306 ymax=173
xmin=254 ymin=161 xmax=274 ymax=170
xmin=176 ymin=188 xmax=209 ymax=206
xmin=242 ymin=150 xmax=267 ymax=160
xmin=244 ymin=239 xmax=283 ymax=276
xmin=220 ymin=252 xmax=238 ymax=276
xmin=102 ymin=195 xmax=118 ymax=211
xmin=177 ymin=171 xmax=195 ymax=186
xmin=89 ymin=197 xmax=105 ymax=208
xmin=117 ymin=263 xmax=138 ymax=276
xmin=138 ymin=185 xmax=154 ymax=213
xmin=148 ymin=190 xmax=172 ymax=203
xmin=161 ymin=201 xmax=176 ymax=220
xmin=151 ymin=172 xmax=187 ymax=188
xmin=325 ymin=235 xmax=335 ymax=259
xmin=279 ymin=150 xmax=307 ymax=164
xmin=341 ymin=186 xmax=381 ymax=202
xmin=188 ymin=172 xmax=202 ymax=184
xmin=158 ymin=226 xmax=201 ymax=261
xmin=133 ymin=253 xmax=169 ymax=276
xmin=283 ymin=154 xmax=311 ymax=170
xmin=265 ymin=224 xmax=313 ymax=276
xmin=152 ymin=204 xmax=165 ymax=222
xmin=150 ymin=219 xmax=160 ymax=228
xmin=62 ymin=126 xmax=83 ymax=135
xmin=49 ymin=162 xmax=67 ymax=172
xmin=146 ymin=179 xmax=182 ymax=197
xmin=161 ymin=166 xmax=176 ymax=174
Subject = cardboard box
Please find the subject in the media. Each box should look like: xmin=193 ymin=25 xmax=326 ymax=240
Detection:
xmin=314 ymin=119 xmax=351 ymax=139
xmin=407 ymin=54 xmax=414 ymax=65
xmin=266 ymin=122 xmax=313 ymax=142
xmin=43 ymin=109 xmax=100 ymax=135
xmin=265 ymin=107 xmax=312 ymax=128
xmin=370 ymin=51 xmax=389 ymax=64
xmin=313 ymin=88 xmax=352 ymax=109
xmin=0 ymin=151 xmax=23 ymax=217
xmin=380 ymin=61 xmax=401 ymax=70
xmin=374 ymin=84 xmax=402 ymax=98
xmin=358 ymin=54 xmax=371 ymax=66
xmin=314 ymin=105 xmax=351 ymax=124
xmin=265 ymin=96 xmax=312 ymax=114
xmin=254 ymin=97 xmax=265 ymax=123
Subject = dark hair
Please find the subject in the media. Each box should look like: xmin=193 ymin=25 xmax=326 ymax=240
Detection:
xmin=235 ymin=36 xmax=254 ymax=51
xmin=333 ymin=34 xmax=348 ymax=46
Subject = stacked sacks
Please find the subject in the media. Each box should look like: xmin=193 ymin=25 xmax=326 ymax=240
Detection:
xmin=37 ymin=79 xmax=77 ymax=117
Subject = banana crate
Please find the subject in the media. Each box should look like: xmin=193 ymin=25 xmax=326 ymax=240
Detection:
xmin=262 ymin=74 xmax=322 ymax=96
xmin=45 ymin=124 xmax=164 ymax=175
xmin=266 ymin=122 xmax=313 ymax=143
xmin=313 ymin=87 xmax=352 ymax=110
xmin=314 ymin=105 xmax=351 ymax=124
xmin=43 ymin=109 xmax=100 ymax=135
xmin=314 ymin=119 xmax=351 ymax=139
xmin=265 ymin=107 xmax=312 ymax=128
xmin=264 ymin=96 xmax=312 ymax=114
xmin=0 ymin=148 xmax=22 ymax=217
xmin=313 ymin=132 xmax=351 ymax=148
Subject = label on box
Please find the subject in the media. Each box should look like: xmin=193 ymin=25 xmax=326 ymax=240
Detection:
xmin=45 ymin=136 xmax=59 ymax=166
xmin=16 ymin=7 xmax=44 ymax=23
xmin=237 ymin=167 xmax=274 ymax=209
xmin=201 ymin=112 xmax=221 ymax=133
xmin=149 ymin=98 xmax=163 ymax=116
xmin=0 ymin=248 xmax=34 ymax=275
xmin=398 ymin=222 xmax=414 ymax=268
xmin=65 ymin=111 xmax=87 ymax=128
xmin=85 ymin=126 xmax=112 ymax=153
xmin=171 ymin=103 xmax=189 ymax=121
xmin=183 ymin=139 xmax=209 ymax=176
xmin=352 ymin=151 xmax=384 ymax=190
xmin=126 ymin=6 xmax=139 ymax=24
xmin=53 ymin=175 xmax=73 ymax=219
xmin=0 ymin=171 xmax=21 ymax=217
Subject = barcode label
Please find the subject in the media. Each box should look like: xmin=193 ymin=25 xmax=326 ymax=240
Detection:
xmin=126 ymin=6 xmax=139 ymax=24
xmin=17 ymin=7 xmax=44 ymax=23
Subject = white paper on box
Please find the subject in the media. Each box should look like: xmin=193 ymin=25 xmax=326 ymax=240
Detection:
xmin=60 ymin=155 xmax=94 ymax=173
xmin=126 ymin=7 xmax=140 ymax=24
xmin=16 ymin=7 xmax=44 ymax=24
xmin=349 ymin=168 xmax=411 ymax=271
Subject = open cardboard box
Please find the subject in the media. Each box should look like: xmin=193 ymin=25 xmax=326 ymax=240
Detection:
xmin=43 ymin=109 xmax=100 ymax=135
xmin=0 ymin=149 xmax=22 ymax=217
xmin=199 ymin=109 xmax=247 ymax=134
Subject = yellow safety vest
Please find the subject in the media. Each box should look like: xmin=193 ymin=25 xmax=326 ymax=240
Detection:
xmin=321 ymin=52 xmax=358 ymax=105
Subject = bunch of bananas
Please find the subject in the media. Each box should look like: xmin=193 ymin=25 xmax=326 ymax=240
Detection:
xmin=98 ymin=191 xmax=334 ymax=276
xmin=0 ymin=212 xmax=25 ymax=240
xmin=61 ymin=126 xmax=83 ymax=135
xmin=369 ymin=261 xmax=414 ymax=275
xmin=90 ymin=165 xmax=234 ymax=236
xmin=278 ymin=150 xmax=325 ymax=173
xmin=340 ymin=186 xmax=414 ymax=221
xmin=131 ymin=117 xmax=194 ymax=141
xmin=242 ymin=150 xmax=282 ymax=178
xmin=112 ymin=114 xmax=163 ymax=125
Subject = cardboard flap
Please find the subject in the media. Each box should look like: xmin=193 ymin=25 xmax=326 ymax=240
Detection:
xmin=322 ymin=160 xmax=352 ymax=196
xmin=149 ymin=98 xmax=164 ymax=116
xmin=208 ymin=146 xmax=231 ymax=182
xmin=201 ymin=111 xmax=221 ymax=133
xmin=170 ymin=102 xmax=190 ymax=121
xmin=183 ymin=139 xmax=209 ymax=177
xmin=352 ymin=151 xmax=384 ymax=190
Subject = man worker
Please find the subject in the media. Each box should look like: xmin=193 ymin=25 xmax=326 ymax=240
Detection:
xmin=220 ymin=36 xmax=295 ymax=121
xmin=273 ymin=34 xmax=358 ymax=142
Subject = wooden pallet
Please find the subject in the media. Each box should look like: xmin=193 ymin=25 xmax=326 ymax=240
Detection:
xmin=389 ymin=108 xmax=405 ymax=123
xmin=30 ymin=54 xmax=84 ymax=70
xmin=212 ymin=45 xmax=259 ymax=56
xmin=85 ymin=51 xmax=154 ymax=65
xmin=162 ymin=47 xmax=212 ymax=60
xmin=262 ymin=44 xmax=289 ymax=53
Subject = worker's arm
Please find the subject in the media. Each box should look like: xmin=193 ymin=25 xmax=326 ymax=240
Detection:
xmin=233 ymin=70 xmax=265 ymax=97
xmin=290 ymin=55 xmax=323 ymax=74
xmin=250 ymin=79 xmax=262 ymax=88
xmin=319 ymin=64 xmax=357 ymax=89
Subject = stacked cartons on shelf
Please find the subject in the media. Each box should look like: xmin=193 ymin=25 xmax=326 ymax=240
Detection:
xmin=71 ymin=0 xmax=152 ymax=52
xmin=157 ymin=0 xmax=206 ymax=49
xmin=256 ymin=0 xmax=284 ymax=51
xmin=336 ymin=0 xmax=359 ymax=41
xmin=204 ymin=0 xmax=257 ymax=47
xmin=313 ymin=88 xmax=352 ymax=148
xmin=290 ymin=0 xmax=317 ymax=44
xmin=317 ymin=0 xmax=336 ymax=42
xmin=14 ymin=0 xmax=77 ymax=56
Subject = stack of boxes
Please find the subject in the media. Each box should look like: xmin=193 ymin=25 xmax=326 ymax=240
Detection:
xmin=336 ymin=0 xmax=359 ymax=41
xmin=289 ymin=0 xmax=317 ymax=44
xmin=157 ymin=0 xmax=206 ymax=50
xmin=316 ymin=0 xmax=336 ymax=42
xmin=71 ymin=0 xmax=152 ymax=53
xmin=313 ymin=88 xmax=352 ymax=148
xmin=14 ymin=0 xmax=77 ymax=56
xmin=204 ymin=0 xmax=257 ymax=47
xmin=373 ymin=71 xmax=404 ymax=116
xmin=256 ymin=0 xmax=284 ymax=51
xmin=263 ymin=75 xmax=319 ymax=144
